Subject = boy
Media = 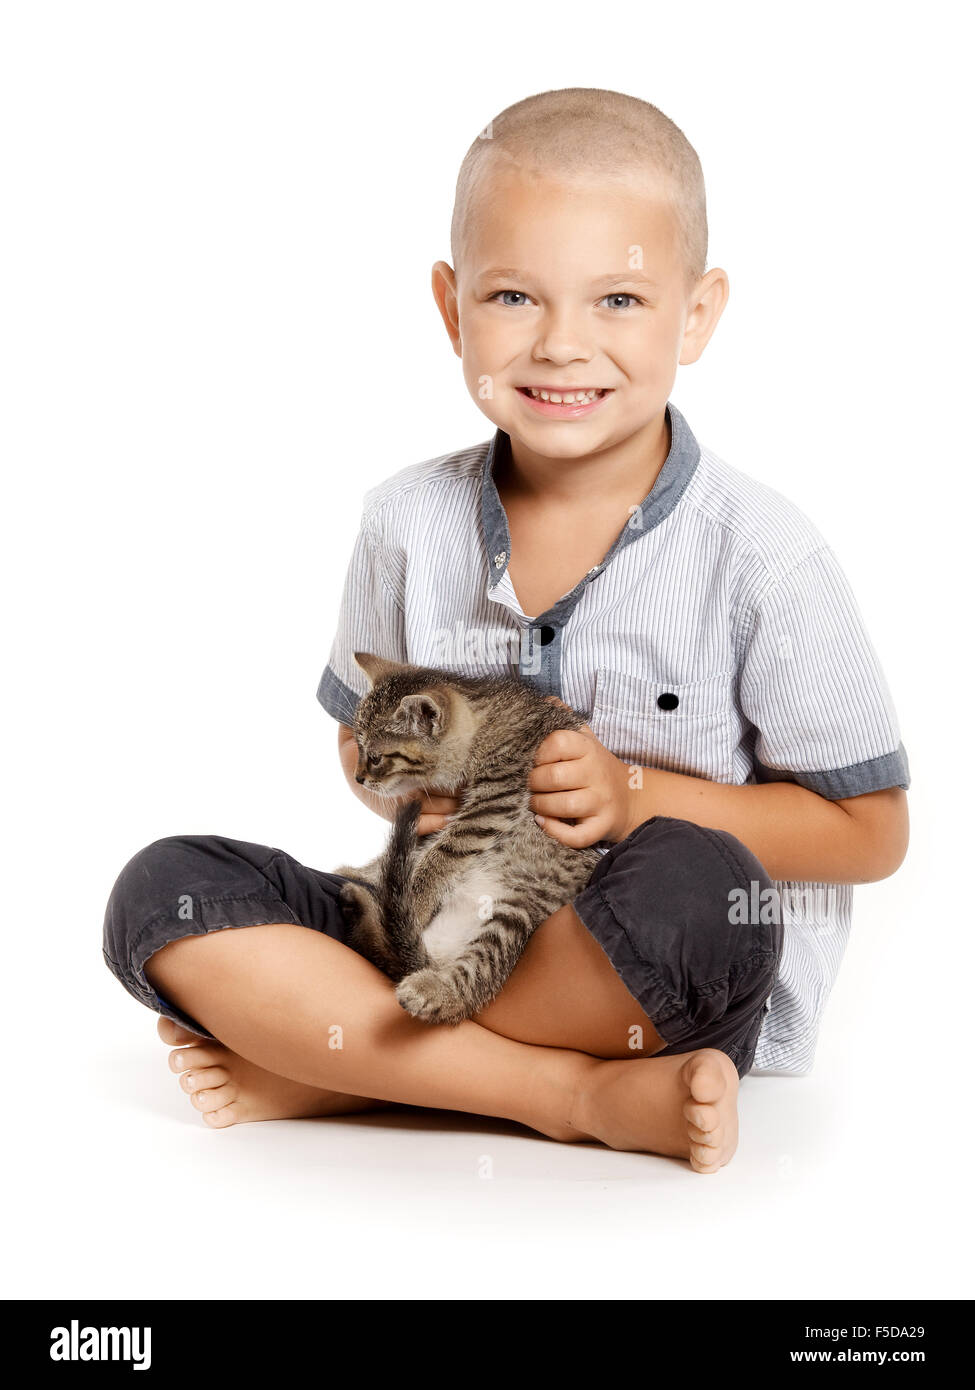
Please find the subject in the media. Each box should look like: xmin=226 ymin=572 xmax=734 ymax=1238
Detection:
xmin=103 ymin=88 xmax=909 ymax=1173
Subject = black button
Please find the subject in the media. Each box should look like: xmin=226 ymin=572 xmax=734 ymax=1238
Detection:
xmin=539 ymin=625 xmax=555 ymax=645
xmin=657 ymin=692 xmax=679 ymax=711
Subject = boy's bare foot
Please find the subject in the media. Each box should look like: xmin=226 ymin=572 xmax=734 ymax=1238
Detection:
xmin=569 ymin=1048 xmax=740 ymax=1173
xmin=157 ymin=1017 xmax=385 ymax=1128
xmin=157 ymin=1019 xmax=737 ymax=1169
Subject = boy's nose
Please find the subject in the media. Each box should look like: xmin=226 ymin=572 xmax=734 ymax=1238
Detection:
xmin=533 ymin=325 xmax=593 ymax=363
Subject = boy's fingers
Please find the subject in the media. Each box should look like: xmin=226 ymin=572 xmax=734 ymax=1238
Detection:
xmin=529 ymin=760 xmax=586 ymax=791
xmin=534 ymin=729 xmax=588 ymax=764
xmin=534 ymin=815 xmax=590 ymax=848
xmin=531 ymin=791 xmax=588 ymax=820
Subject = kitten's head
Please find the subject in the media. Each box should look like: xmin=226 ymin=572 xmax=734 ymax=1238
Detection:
xmin=348 ymin=652 xmax=478 ymax=798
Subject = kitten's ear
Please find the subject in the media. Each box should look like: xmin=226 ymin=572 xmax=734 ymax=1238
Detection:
xmin=391 ymin=691 xmax=447 ymax=739
xmin=353 ymin=651 xmax=409 ymax=686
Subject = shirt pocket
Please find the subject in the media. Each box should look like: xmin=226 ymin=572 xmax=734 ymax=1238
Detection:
xmin=589 ymin=666 xmax=735 ymax=781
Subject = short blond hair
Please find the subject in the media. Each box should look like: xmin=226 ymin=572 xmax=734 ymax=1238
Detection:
xmin=450 ymin=87 xmax=708 ymax=293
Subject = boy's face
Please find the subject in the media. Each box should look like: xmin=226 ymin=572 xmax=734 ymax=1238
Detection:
xmin=433 ymin=165 xmax=726 ymax=462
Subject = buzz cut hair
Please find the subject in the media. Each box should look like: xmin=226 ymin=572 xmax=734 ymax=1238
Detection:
xmin=450 ymin=87 xmax=708 ymax=294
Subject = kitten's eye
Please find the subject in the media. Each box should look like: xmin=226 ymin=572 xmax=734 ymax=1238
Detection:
xmin=366 ymin=753 xmax=383 ymax=769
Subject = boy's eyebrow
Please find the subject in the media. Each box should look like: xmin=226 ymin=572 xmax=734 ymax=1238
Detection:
xmin=592 ymin=273 xmax=662 ymax=292
xmin=475 ymin=266 xmax=662 ymax=290
xmin=475 ymin=266 xmax=530 ymax=284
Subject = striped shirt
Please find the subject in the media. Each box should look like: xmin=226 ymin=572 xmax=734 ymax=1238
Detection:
xmin=317 ymin=401 xmax=910 ymax=1075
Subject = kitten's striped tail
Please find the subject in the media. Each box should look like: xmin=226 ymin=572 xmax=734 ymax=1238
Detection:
xmin=378 ymin=797 xmax=432 ymax=974
xmin=381 ymin=796 xmax=422 ymax=903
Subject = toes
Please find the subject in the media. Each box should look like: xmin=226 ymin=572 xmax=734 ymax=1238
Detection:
xmin=202 ymin=1104 xmax=238 ymax=1128
xmin=689 ymin=1143 xmax=724 ymax=1173
xmin=157 ymin=1017 xmax=200 ymax=1045
xmin=180 ymin=1065 xmax=230 ymax=1095
xmin=189 ymin=1080 xmax=237 ymax=1114
xmin=169 ymin=1044 xmax=224 ymax=1073
xmin=680 ymin=1048 xmax=737 ymax=1106
xmin=686 ymin=1120 xmax=720 ymax=1146
xmin=678 ymin=1050 xmax=738 ymax=1173
xmin=683 ymin=1098 xmax=720 ymax=1133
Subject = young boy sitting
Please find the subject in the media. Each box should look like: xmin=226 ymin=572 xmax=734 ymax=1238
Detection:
xmin=103 ymin=87 xmax=910 ymax=1173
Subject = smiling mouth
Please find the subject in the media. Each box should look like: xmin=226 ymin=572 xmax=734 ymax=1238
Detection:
xmin=518 ymin=386 xmax=609 ymax=403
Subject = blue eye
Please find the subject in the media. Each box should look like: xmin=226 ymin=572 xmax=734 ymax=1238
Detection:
xmin=489 ymin=289 xmax=642 ymax=310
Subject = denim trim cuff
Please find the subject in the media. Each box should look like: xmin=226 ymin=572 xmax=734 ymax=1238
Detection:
xmin=317 ymin=665 xmax=361 ymax=727
xmin=753 ymin=741 xmax=910 ymax=800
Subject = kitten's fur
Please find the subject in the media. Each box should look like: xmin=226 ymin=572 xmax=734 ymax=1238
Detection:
xmin=334 ymin=652 xmax=603 ymax=1024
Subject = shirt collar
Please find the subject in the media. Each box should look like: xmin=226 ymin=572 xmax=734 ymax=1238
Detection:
xmin=480 ymin=399 xmax=702 ymax=608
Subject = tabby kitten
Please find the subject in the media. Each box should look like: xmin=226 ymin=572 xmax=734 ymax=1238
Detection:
xmin=334 ymin=651 xmax=603 ymax=1024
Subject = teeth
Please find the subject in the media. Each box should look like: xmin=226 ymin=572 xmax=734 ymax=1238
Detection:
xmin=528 ymin=388 xmax=601 ymax=403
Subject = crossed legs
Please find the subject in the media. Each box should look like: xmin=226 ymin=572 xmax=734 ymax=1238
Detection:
xmin=145 ymin=902 xmax=739 ymax=1172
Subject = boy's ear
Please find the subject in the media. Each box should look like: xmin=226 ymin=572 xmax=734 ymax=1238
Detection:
xmin=678 ymin=267 xmax=730 ymax=366
xmin=431 ymin=261 xmax=462 ymax=357
xmin=353 ymin=651 xmax=409 ymax=686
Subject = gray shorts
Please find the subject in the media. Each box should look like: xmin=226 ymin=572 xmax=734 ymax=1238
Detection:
xmin=102 ymin=815 xmax=782 ymax=1077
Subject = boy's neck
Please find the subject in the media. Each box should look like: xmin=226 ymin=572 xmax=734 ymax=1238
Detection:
xmin=497 ymin=406 xmax=672 ymax=511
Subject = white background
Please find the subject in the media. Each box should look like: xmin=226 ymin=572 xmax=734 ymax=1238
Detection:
xmin=2 ymin=0 xmax=970 ymax=1301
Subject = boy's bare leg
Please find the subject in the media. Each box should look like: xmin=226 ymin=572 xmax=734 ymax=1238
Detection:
xmin=146 ymin=905 xmax=738 ymax=1172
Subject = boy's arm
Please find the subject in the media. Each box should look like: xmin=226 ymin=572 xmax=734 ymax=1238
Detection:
xmin=618 ymin=769 xmax=909 ymax=884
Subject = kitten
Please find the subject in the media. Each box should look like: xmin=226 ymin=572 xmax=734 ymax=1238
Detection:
xmin=334 ymin=652 xmax=603 ymax=1024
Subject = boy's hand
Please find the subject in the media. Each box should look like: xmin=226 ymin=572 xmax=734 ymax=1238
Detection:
xmin=529 ymin=695 xmax=635 ymax=847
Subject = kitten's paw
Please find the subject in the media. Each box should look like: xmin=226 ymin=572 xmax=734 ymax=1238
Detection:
xmin=338 ymin=880 xmax=375 ymax=929
xmin=396 ymin=969 xmax=469 ymax=1025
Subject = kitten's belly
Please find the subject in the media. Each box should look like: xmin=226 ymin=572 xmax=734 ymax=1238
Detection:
xmin=421 ymin=862 xmax=507 ymax=965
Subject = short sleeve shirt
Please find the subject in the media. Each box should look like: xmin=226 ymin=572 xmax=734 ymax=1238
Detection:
xmin=317 ymin=401 xmax=910 ymax=1075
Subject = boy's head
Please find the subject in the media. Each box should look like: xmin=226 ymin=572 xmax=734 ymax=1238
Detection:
xmin=451 ymin=88 xmax=708 ymax=297
xmin=432 ymin=88 xmax=728 ymax=462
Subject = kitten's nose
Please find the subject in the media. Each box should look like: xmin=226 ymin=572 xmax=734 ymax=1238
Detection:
xmin=355 ymin=772 xmax=365 ymax=784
